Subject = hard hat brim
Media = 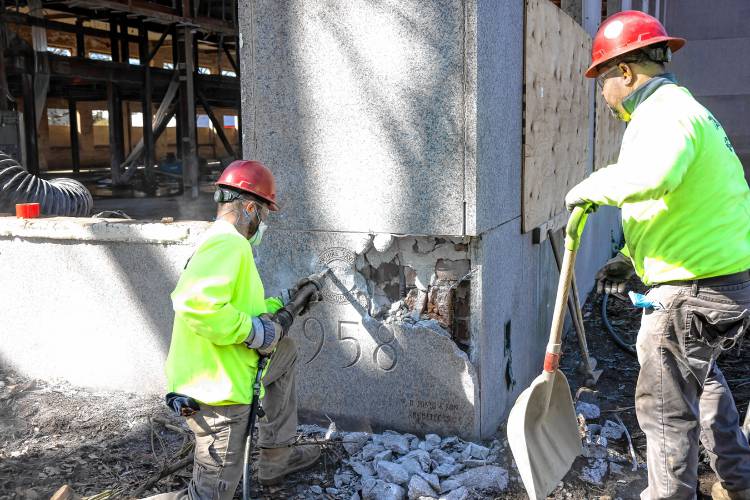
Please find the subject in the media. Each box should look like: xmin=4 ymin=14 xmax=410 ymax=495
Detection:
xmin=585 ymin=36 xmax=686 ymax=78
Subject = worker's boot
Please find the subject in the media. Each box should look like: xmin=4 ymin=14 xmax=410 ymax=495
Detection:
xmin=712 ymin=482 xmax=750 ymax=500
xmin=258 ymin=444 xmax=321 ymax=486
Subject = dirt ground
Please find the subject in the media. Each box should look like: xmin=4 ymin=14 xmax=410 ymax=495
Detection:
xmin=1 ymin=281 xmax=748 ymax=499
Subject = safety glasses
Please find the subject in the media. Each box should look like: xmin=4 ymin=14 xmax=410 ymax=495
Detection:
xmin=596 ymin=65 xmax=621 ymax=89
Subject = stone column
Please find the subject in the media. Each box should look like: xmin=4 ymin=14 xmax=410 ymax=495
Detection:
xmin=237 ymin=0 xmax=584 ymax=438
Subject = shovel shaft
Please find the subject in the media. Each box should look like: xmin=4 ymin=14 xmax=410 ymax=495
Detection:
xmin=544 ymin=206 xmax=590 ymax=372
xmin=545 ymin=247 xmax=577 ymax=371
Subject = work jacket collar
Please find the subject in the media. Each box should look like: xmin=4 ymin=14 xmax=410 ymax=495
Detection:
xmin=621 ymin=73 xmax=677 ymax=118
xmin=213 ymin=218 xmax=240 ymax=235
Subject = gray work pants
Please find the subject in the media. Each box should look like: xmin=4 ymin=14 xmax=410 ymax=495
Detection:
xmin=635 ymin=276 xmax=750 ymax=500
xmin=144 ymin=336 xmax=299 ymax=500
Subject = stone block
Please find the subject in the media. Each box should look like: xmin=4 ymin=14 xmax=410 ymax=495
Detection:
xmin=408 ymin=475 xmax=437 ymax=499
xmin=257 ymin=229 xmax=479 ymax=437
xmin=239 ymin=0 xmax=471 ymax=236
xmin=0 ymin=218 xmax=200 ymax=393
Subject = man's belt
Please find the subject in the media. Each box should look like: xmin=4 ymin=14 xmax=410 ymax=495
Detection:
xmin=663 ymin=270 xmax=750 ymax=288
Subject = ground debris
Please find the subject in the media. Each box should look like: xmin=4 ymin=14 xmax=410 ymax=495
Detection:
xmin=1 ymin=278 xmax=746 ymax=499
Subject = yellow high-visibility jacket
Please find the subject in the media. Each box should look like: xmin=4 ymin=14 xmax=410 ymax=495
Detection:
xmin=568 ymin=77 xmax=750 ymax=284
xmin=165 ymin=220 xmax=282 ymax=405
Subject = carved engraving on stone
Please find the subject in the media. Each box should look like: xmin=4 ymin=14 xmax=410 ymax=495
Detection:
xmin=302 ymin=317 xmax=325 ymax=364
xmin=316 ymin=247 xmax=357 ymax=305
xmin=301 ymin=317 xmax=399 ymax=372
xmin=408 ymin=399 xmax=463 ymax=425
xmin=338 ymin=321 xmax=362 ymax=368
xmin=373 ymin=324 xmax=398 ymax=371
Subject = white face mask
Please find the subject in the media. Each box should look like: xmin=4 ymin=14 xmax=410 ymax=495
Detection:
xmin=241 ymin=203 xmax=267 ymax=246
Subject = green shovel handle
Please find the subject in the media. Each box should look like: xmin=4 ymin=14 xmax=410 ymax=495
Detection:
xmin=564 ymin=205 xmax=592 ymax=251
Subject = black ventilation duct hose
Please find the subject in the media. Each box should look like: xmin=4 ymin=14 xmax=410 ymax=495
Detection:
xmin=0 ymin=152 xmax=93 ymax=217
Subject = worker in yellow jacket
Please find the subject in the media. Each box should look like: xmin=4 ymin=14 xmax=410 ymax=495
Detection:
xmin=566 ymin=11 xmax=750 ymax=500
xmin=149 ymin=160 xmax=321 ymax=499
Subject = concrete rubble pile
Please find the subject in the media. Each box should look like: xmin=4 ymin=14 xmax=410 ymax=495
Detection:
xmin=298 ymin=425 xmax=509 ymax=500
xmin=574 ymin=400 xmax=645 ymax=486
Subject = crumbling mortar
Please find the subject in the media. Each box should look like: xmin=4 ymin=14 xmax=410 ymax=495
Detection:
xmin=354 ymin=233 xmax=477 ymax=350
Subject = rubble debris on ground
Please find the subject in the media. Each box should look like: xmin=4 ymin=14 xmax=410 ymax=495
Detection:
xmin=573 ymin=397 xmax=645 ymax=487
xmin=295 ymin=425 xmax=509 ymax=500
xmin=2 ymin=276 xmax=747 ymax=499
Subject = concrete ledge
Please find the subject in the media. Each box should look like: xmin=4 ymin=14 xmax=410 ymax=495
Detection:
xmin=0 ymin=216 xmax=210 ymax=245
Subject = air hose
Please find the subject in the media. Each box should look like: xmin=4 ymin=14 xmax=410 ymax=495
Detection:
xmin=601 ymin=293 xmax=637 ymax=358
xmin=0 ymin=151 xmax=93 ymax=216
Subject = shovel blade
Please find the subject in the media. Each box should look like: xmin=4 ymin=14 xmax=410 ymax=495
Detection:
xmin=507 ymin=369 xmax=581 ymax=499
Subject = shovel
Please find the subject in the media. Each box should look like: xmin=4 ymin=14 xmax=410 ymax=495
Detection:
xmin=507 ymin=206 xmax=589 ymax=499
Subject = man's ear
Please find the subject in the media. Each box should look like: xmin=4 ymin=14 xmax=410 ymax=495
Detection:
xmin=619 ymin=62 xmax=635 ymax=86
xmin=243 ymin=199 xmax=257 ymax=214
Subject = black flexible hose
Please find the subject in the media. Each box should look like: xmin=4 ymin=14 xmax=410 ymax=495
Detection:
xmin=0 ymin=151 xmax=93 ymax=216
xmin=601 ymin=293 xmax=637 ymax=357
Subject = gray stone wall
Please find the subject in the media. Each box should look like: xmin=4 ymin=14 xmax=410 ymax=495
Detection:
xmin=0 ymin=217 xmax=205 ymax=394
xmin=238 ymin=0 xmax=473 ymax=236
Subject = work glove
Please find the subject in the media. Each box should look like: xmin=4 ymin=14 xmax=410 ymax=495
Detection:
xmin=165 ymin=392 xmax=201 ymax=417
xmin=245 ymin=314 xmax=283 ymax=355
xmin=280 ymin=274 xmax=325 ymax=316
xmin=596 ymin=253 xmax=636 ymax=295
xmin=564 ymin=185 xmax=598 ymax=213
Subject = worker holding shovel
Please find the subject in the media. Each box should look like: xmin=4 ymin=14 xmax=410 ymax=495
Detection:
xmin=566 ymin=11 xmax=750 ymax=500
xmin=145 ymin=160 xmax=323 ymax=499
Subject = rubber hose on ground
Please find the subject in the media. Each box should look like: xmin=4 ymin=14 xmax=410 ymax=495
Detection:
xmin=601 ymin=293 xmax=637 ymax=358
xmin=0 ymin=151 xmax=93 ymax=217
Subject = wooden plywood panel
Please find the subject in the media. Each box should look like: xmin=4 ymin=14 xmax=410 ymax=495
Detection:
xmin=594 ymin=92 xmax=625 ymax=170
xmin=523 ymin=0 xmax=591 ymax=233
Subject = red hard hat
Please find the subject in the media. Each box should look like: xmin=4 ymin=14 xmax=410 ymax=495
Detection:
xmin=586 ymin=10 xmax=685 ymax=78
xmin=215 ymin=160 xmax=279 ymax=211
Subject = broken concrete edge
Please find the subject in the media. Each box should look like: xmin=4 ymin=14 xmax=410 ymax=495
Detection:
xmin=353 ymin=233 xmax=477 ymax=347
xmin=0 ymin=216 xmax=211 ymax=245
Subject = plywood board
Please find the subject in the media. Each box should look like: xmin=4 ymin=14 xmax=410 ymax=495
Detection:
xmin=523 ymin=0 xmax=591 ymax=233
xmin=594 ymin=92 xmax=625 ymax=170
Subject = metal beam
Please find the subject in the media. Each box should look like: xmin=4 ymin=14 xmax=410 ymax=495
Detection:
xmin=147 ymin=24 xmax=172 ymax=65
xmin=20 ymin=68 xmax=39 ymax=174
xmin=196 ymin=86 xmax=236 ymax=158
xmin=68 ymin=97 xmax=80 ymax=173
xmin=0 ymin=12 xmax=140 ymax=45
xmin=182 ymin=26 xmax=198 ymax=196
xmin=139 ymin=22 xmax=155 ymax=189
xmin=107 ymin=81 xmax=125 ymax=184
xmin=120 ymin=18 xmax=130 ymax=62
xmin=222 ymin=44 xmax=238 ymax=74
xmin=0 ymin=24 xmax=8 ymax=112
xmin=5 ymin=54 xmax=240 ymax=106
xmin=172 ymin=25 xmax=183 ymax=159
xmin=75 ymin=19 xmax=85 ymax=57
xmin=50 ymin=0 xmax=237 ymax=36
xmin=109 ymin=16 xmax=121 ymax=62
